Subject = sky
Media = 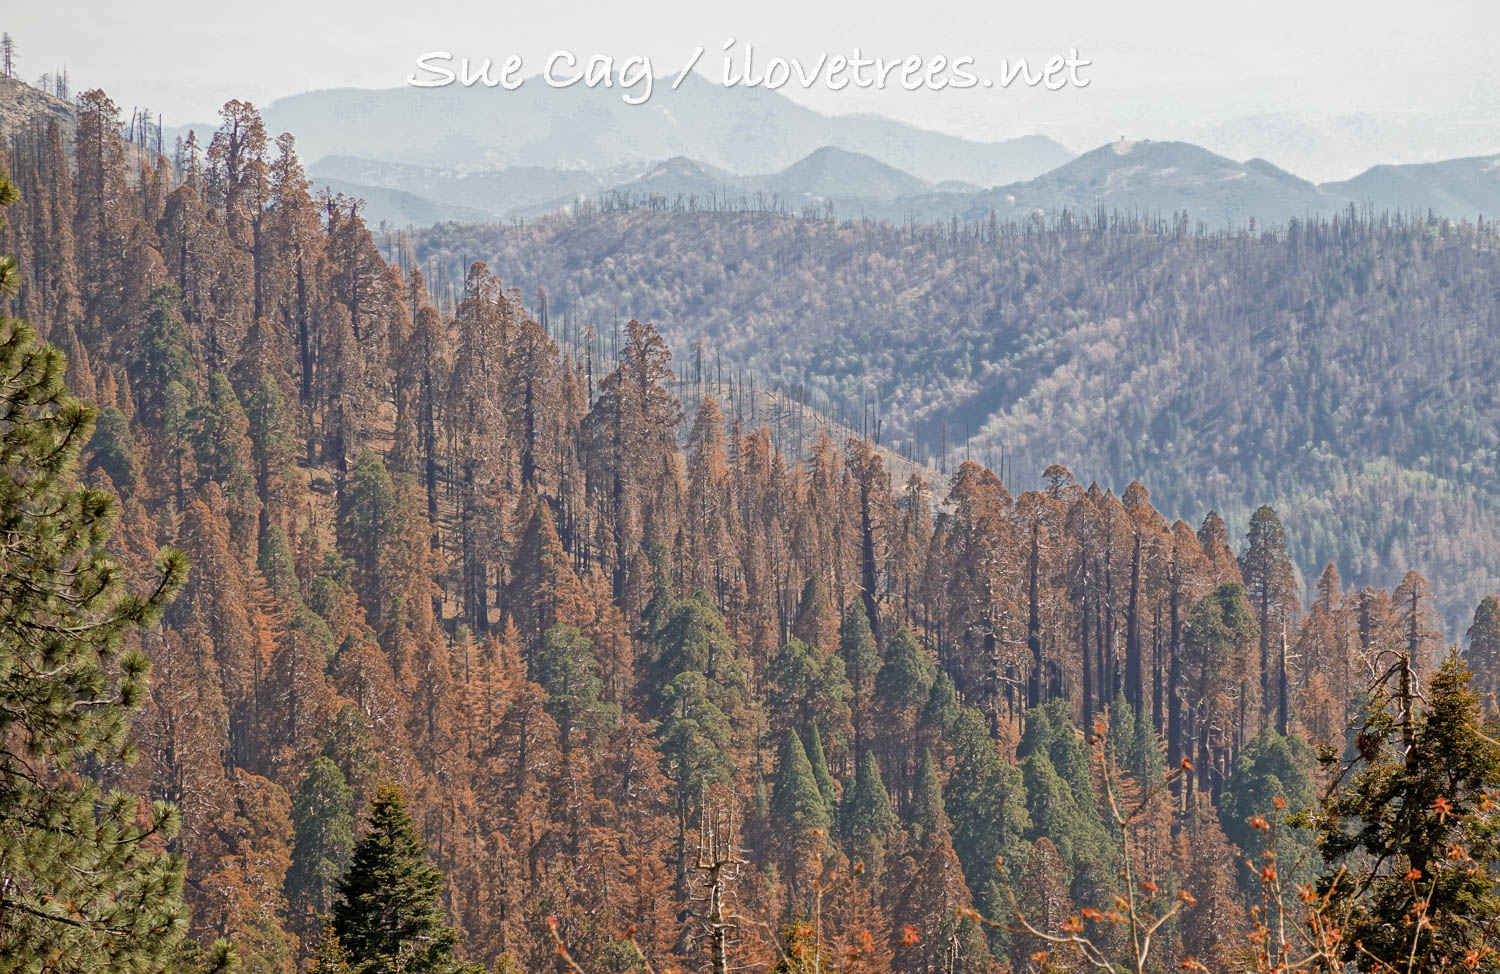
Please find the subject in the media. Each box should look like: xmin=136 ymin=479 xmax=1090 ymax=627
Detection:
xmin=7 ymin=1 xmax=1500 ymax=176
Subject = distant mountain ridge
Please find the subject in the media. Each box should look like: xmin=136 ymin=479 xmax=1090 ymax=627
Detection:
xmin=173 ymin=73 xmax=1075 ymax=187
xmin=5 ymin=72 xmax=1496 ymax=231
xmin=1323 ymin=154 xmax=1500 ymax=218
xmin=324 ymin=138 xmax=1500 ymax=230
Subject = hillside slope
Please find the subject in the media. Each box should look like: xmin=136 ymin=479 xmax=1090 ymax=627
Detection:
xmin=0 ymin=74 xmax=73 ymax=132
xmin=1323 ymin=153 xmax=1500 ymax=218
xmin=415 ymin=207 xmax=1500 ymax=631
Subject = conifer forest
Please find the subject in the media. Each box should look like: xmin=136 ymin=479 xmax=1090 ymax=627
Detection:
xmin=3 ymin=79 xmax=1500 ymax=974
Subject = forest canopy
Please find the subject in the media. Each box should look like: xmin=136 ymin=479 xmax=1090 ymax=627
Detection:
xmin=1 ymin=92 xmax=1499 ymax=974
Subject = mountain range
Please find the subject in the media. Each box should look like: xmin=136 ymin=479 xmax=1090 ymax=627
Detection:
xmin=1 ymin=72 xmax=1483 ymax=231
xmin=177 ymin=73 xmax=1074 ymax=186
xmin=317 ymin=137 xmax=1500 ymax=231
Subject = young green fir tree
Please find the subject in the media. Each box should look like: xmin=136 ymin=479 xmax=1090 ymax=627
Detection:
xmin=841 ymin=750 xmax=900 ymax=882
xmin=772 ymin=728 xmax=833 ymax=852
xmin=306 ymin=918 xmax=354 ymax=974
xmin=804 ymin=722 xmax=838 ymax=810
xmin=0 ymin=163 xmax=224 ymax=974
xmin=1318 ymin=654 xmax=1500 ymax=972
xmin=330 ymin=785 xmax=475 ymax=974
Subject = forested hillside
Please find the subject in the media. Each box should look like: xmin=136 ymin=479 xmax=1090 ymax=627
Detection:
xmin=5 ymin=92 xmax=1500 ymax=974
xmin=413 ymin=203 xmax=1500 ymax=632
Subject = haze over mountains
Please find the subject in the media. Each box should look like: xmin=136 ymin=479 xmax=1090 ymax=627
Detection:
xmin=312 ymin=135 xmax=1500 ymax=232
xmin=129 ymin=75 xmax=1496 ymax=230
xmin=194 ymin=73 xmax=1075 ymax=186
xmin=188 ymin=79 xmax=1498 ymax=230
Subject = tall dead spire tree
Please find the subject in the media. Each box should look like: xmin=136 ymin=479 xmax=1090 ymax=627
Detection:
xmin=691 ymin=791 xmax=746 ymax=974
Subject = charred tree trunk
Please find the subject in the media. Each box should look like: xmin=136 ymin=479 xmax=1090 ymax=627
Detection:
xmin=1124 ymin=532 xmax=1143 ymax=711
xmin=1026 ymin=521 xmax=1043 ymax=709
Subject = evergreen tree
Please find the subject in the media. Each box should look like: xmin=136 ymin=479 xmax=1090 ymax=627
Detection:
xmin=285 ymin=757 xmax=355 ymax=939
xmin=917 ymin=671 xmax=962 ymax=747
xmin=1219 ymin=729 xmax=1316 ymax=891
xmin=243 ymin=371 xmax=298 ymax=530
xmin=306 ymin=919 xmax=354 ymax=974
xmin=771 ymin=728 xmax=833 ymax=910
xmin=532 ymin=623 xmax=619 ymax=750
xmin=767 ymin=637 xmax=853 ymax=761
xmin=874 ymin=629 xmax=937 ymax=807
xmin=129 ymin=284 xmax=194 ymax=430
xmin=1240 ymin=505 xmax=1299 ymax=734
xmin=1318 ymin=655 xmax=1500 ymax=971
xmin=838 ymin=599 xmax=880 ymax=749
xmin=0 ymin=173 xmax=204 ymax=971
xmin=945 ymin=707 xmax=1029 ymax=924
xmin=646 ymin=595 xmax=748 ymax=882
xmin=335 ymin=450 xmax=398 ymax=630
xmin=891 ymin=764 xmax=992 ymax=974
xmin=190 ymin=371 xmax=259 ymax=548
xmin=1019 ymin=704 xmax=1114 ymax=907
xmin=773 ymin=729 xmax=832 ymax=839
xmin=257 ymin=525 xmax=302 ymax=604
xmin=804 ymin=722 xmax=837 ymax=810
xmin=1182 ymin=583 xmax=1259 ymax=803
xmin=841 ymin=751 xmax=900 ymax=881
xmin=85 ymin=403 xmax=141 ymax=496
xmin=330 ymin=785 xmax=474 ymax=974
xmin=907 ymin=750 xmax=944 ymax=849
xmin=1466 ymin=594 xmax=1500 ymax=704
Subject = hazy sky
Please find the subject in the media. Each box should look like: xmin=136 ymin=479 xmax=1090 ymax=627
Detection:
xmin=8 ymin=1 xmax=1499 ymax=159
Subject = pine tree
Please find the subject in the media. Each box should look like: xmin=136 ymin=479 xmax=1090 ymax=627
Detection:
xmin=767 ymin=638 xmax=853 ymax=764
xmin=875 ymin=629 xmax=937 ymax=808
xmin=531 ymin=623 xmax=619 ymax=750
xmin=85 ymin=403 xmax=141 ymax=496
xmin=335 ymin=450 xmax=398 ymax=631
xmin=945 ymin=706 xmax=1029 ymax=924
xmin=1182 ymin=583 xmax=1258 ymax=805
xmin=191 ymin=371 xmax=260 ymax=552
xmin=243 ymin=371 xmax=298 ymax=533
xmin=330 ymin=785 xmax=474 ymax=974
xmin=0 ymin=170 xmax=203 ymax=970
xmin=891 ymin=761 xmax=991 ymax=974
xmin=773 ymin=729 xmax=832 ymax=838
xmin=129 ymin=285 xmax=194 ymax=430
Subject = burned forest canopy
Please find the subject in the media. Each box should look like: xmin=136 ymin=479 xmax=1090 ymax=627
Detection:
xmin=411 ymin=199 xmax=1500 ymax=636
xmin=3 ymin=89 xmax=1500 ymax=974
